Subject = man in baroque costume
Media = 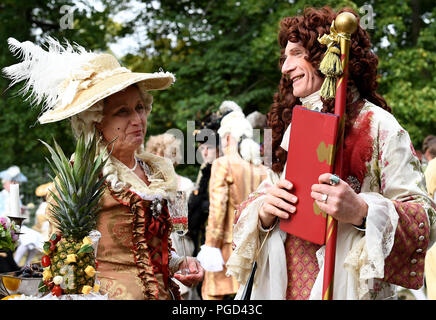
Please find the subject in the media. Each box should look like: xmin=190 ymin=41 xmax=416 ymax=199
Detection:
xmin=197 ymin=102 xmax=268 ymax=300
xmin=226 ymin=6 xmax=436 ymax=300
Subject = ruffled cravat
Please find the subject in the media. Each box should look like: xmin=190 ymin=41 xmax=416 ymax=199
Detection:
xmin=299 ymin=86 xmax=360 ymax=111
xmin=299 ymin=89 xmax=323 ymax=111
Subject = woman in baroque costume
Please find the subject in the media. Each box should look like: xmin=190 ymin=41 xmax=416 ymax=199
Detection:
xmin=226 ymin=6 xmax=436 ymax=300
xmin=2 ymin=37 xmax=204 ymax=300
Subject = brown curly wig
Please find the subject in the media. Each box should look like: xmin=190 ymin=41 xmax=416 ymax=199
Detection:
xmin=268 ymin=6 xmax=391 ymax=173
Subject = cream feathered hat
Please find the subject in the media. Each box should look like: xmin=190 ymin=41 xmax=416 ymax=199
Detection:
xmin=2 ymin=37 xmax=175 ymax=123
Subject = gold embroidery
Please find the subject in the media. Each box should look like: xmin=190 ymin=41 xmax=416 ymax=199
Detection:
xmin=100 ymin=278 xmax=135 ymax=300
xmin=316 ymin=141 xmax=335 ymax=165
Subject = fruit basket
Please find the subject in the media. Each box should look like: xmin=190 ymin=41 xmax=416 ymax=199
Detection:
xmin=0 ymin=264 xmax=43 ymax=298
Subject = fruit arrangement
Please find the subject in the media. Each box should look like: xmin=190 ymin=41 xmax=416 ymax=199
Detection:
xmin=39 ymin=233 xmax=99 ymax=296
xmin=13 ymin=264 xmax=43 ymax=278
xmin=38 ymin=132 xmax=108 ymax=297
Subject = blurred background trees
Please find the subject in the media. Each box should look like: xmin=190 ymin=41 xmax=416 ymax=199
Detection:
xmin=0 ymin=0 xmax=435 ymax=204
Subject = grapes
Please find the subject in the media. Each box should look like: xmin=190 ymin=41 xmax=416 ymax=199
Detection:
xmin=13 ymin=264 xmax=43 ymax=278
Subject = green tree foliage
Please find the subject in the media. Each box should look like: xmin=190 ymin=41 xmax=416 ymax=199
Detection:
xmin=0 ymin=0 xmax=127 ymax=202
xmin=360 ymin=0 xmax=436 ymax=146
xmin=0 ymin=0 xmax=435 ymax=202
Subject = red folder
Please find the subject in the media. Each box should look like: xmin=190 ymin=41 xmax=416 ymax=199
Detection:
xmin=279 ymin=106 xmax=339 ymax=245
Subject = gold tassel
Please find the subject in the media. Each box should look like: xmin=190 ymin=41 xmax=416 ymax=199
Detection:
xmin=320 ymin=76 xmax=337 ymax=100
xmin=319 ymin=45 xmax=342 ymax=77
xmin=318 ymin=21 xmax=343 ymax=100
xmin=319 ymin=45 xmax=342 ymax=100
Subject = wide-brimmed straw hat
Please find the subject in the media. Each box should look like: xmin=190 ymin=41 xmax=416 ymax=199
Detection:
xmin=35 ymin=182 xmax=54 ymax=197
xmin=2 ymin=37 xmax=175 ymax=124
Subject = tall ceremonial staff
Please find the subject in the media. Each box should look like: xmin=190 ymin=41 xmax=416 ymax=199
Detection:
xmin=317 ymin=12 xmax=358 ymax=300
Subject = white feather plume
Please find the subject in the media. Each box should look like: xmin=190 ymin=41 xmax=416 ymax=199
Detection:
xmin=2 ymin=36 xmax=98 ymax=113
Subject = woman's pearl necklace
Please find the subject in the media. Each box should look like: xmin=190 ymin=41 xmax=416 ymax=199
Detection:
xmin=128 ymin=158 xmax=138 ymax=171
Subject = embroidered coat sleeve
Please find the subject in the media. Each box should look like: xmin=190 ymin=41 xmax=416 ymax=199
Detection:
xmin=205 ymin=158 xmax=229 ymax=248
xmin=369 ymin=118 xmax=436 ymax=289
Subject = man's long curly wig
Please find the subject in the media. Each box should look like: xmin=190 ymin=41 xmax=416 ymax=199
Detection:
xmin=268 ymin=6 xmax=391 ymax=173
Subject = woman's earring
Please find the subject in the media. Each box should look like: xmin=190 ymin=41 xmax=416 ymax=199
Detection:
xmin=96 ymin=129 xmax=104 ymax=141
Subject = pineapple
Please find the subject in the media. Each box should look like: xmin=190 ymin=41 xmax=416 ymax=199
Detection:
xmin=38 ymin=132 xmax=108 ymax=295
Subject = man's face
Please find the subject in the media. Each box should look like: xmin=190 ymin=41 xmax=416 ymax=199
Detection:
xmin=281 ymin=41 xmax=323 ymax=98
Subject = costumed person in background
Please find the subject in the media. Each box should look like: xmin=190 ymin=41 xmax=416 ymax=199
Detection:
xmin=0 ymin=166 xmax=27 ymax=218
xmin=422 ymin=135 xmax=436 ymax=200
xmin=188 ymin=110 xmax=223 ymax=299
xmin=14 ymin=222 xmax=45 ymax=267
xmin=246 ymin=111 xmax=268 ymax=165
xmin=197 ymin=102 xmax=268 ymax=300
xmin=0 ymin=166 xmax=26 ymax=272
xmin=246 ymin=111 xmax=267 ymax=132
xmin=226 ymin=6 xmax=436 ymax=300
xmin=424 ymin=135 xmax=436 ymax=299
xmin=3 ymin=37 xmax=203 ymax=299
xmin=145 ymin=133 xmax=195 ymax=197
xmin=145 ymin=132 xmax=200 ymax=300
xmin=188 ymin=111 xmax=223 ymax=258
xmin=13 ymin=180 xmax=46 ymax=267
xmin=32 ymin=182 xmax=54 ymax=242
xmin=421 ymin=135 xmax=436 ymax=170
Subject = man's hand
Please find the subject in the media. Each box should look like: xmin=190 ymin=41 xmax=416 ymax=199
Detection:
xmin=311 ymin=173 xmax=368 ymax=226
xmin=259 ymin=179 xmax=298 ymax=228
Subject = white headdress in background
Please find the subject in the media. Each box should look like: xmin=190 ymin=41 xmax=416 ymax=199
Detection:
xmin=0 ymin=166 xmax=27 ymax=183
xmin=218 ymin=100 xmax=243 ymax=115
xmin=218 ymin=110 xmax=253 ymax=142
xmin=246 ymin=111 xmax=267 ymax=129
xmin=217 ymin=109 xmax=263 ymax=165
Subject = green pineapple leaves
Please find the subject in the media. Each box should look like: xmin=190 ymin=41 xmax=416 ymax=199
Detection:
xmin=40 ymin=132 xmax=109 ymax=239
xmin=77 ymin=243 xmax=93 ymax=254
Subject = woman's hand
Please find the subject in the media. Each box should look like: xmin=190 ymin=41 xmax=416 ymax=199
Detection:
xmin=311 ymin=173 xmax=368 ymax=226
xmin=259 ymin=179 xmax=298 ymax=228
xmin=173 ymin=256 xmax=204 ymax=288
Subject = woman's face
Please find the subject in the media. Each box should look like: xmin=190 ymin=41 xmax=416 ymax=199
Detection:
xmin=281 ymin=41 xmax=323 ymax=98
xmin=198 ymin=143 xmax=218 ymax=164
xmin=97 ymin=85 xmax=148 ymax=155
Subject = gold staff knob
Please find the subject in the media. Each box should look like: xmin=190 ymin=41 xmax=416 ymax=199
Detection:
xmin=335 ymin=12 xmax=358 ymax=35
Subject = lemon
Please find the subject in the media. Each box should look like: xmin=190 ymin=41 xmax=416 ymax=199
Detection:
xmin=2 ymin=276 xmax=21 ymax=291
xmin=1 ymin=294 xmax=22 ymax=300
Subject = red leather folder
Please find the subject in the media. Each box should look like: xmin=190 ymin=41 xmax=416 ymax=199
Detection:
xmin=279 ymin=106 xmax=339 ymax=245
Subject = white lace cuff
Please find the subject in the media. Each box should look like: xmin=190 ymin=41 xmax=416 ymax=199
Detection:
xmin=360 ymin=192 xmax=399 ymax=276
xmin=196 ymin=245 xmax=224 ymax=272
xmin=342 ymin=192 xmax=399 ymax=299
